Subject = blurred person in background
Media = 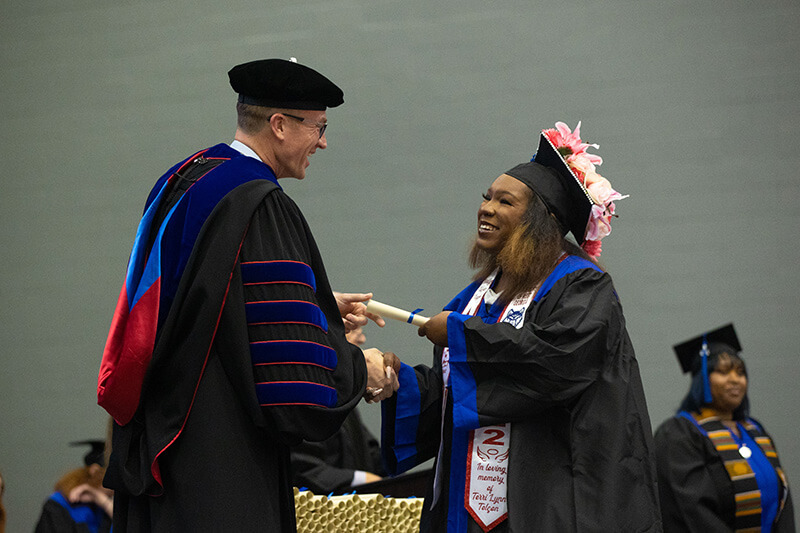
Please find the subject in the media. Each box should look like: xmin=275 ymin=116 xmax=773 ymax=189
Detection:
xmin=35 ymin=440 xmax=112 ymax=533
xmin=654 ymin=324 xmax=794 ymax=532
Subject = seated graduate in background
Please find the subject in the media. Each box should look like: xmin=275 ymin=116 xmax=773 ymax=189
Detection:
xmin=35 ymin=440 xmax=113 ymax=533
xmin=291 ymin=326 xmax=387 ymax=494
xmin=654 ymin=324 xmax=794 ymax=532
xmin=380 ymin=122 xmax=661 ymax=532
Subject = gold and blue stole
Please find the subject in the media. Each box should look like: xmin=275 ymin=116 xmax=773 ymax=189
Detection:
xmin=679 ymin=410 xmax=790 ymax=532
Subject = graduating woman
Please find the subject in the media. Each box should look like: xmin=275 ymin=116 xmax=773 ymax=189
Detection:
xmin=654 ymin=324 xmax=794 ymax=532
xmin=380 ymin=123 xmax=661 ymax=532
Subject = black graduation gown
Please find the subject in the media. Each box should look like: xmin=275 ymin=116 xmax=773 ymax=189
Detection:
xmin=35 ymin=493 xmax=112 ymax=533
xmin=654 ymin=415 xmax=795 ymax=532
xmin=290 ymin=408 xmax=385 ymax=495
xmin=104 ymin=147 xmax=367 ymax=532
xmin=382 ymin=256 xmax=661 ymax=532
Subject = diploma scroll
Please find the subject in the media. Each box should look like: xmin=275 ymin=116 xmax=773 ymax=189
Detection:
xmin=366 ymin=300 xmax=429 ymax=327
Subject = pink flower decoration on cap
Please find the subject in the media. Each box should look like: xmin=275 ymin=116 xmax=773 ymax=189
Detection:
xmin=541 ymin=122 xmax=627 ymax=259
xmin=543 ymin=121 xmax=603 ymax=166
xmin=581 ymin=239 xmax=603 ymax=259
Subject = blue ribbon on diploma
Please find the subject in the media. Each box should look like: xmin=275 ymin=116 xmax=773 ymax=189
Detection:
xmin=407 ymin=309 xmax=424 ymax=324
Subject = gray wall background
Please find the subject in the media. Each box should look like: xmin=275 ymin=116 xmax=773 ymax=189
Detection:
xmin=2 ymin=0 xmax=798 ymax=529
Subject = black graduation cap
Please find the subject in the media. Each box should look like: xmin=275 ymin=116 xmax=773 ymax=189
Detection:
xmin=505 ymin=132 xmax=594 ymax=244
xmin=673 ymin=323 xmax=742 ymax=374
xmin=70 ymin=440 xmax=106 ymax=467
xmin=228 ymin=58 xmax=344 ymax=110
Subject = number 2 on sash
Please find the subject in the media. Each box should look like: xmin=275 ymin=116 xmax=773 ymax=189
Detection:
xmin=482 ymin=428 xmax=506 ymax=446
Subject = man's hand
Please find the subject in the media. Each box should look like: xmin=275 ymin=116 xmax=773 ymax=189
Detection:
xmin=333 ymin=292 xmax=386 ymax=332
xmin=345 ymin=325 xmax=366 ymax=346
xmin=418 ymin=311 xmax=451 ymax=346
xmin=363 ymin=348 xmax=400 ymax=403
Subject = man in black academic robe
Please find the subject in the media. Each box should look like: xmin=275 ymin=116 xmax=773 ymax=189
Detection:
xmin=97 ymin=59 xmax=387 ymax=532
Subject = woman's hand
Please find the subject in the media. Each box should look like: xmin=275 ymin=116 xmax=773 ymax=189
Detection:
xmin=418 ymin=311 xmax=451 ymax=346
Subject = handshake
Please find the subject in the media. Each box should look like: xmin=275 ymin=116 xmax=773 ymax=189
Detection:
xmin=334 ymin=291 xmax=447 ymax=405
xmin=362 ymin=348 xmax=401 ymax=404
xmin=333 ymin=291 xmax=401 ymax=404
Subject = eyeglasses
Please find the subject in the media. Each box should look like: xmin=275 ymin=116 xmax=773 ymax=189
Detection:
xmin=281 ymin=113 xmax=328 ymax=139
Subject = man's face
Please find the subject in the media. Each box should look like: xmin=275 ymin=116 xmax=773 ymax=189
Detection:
xmin=275 ymin=110 xmax=328 ymax=180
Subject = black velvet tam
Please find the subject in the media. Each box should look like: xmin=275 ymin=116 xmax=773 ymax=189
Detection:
xmin=228 ymin=58 xmax=344 ymax=110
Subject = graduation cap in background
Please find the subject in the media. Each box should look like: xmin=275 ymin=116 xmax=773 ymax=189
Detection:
xmin=505 ymin=133 xmax=594 ymax=244
xmin=673 ymin=323 xmax=742 ymax=404
xmin=228 ymin=57 xmax=344 ymax=110
xmin=70 ymin=440 xmax=106 ymax=467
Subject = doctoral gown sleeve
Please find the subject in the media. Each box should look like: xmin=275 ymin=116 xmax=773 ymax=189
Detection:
xmin=653 ymin=416 xmax=734 ymax=532
xmin=215 ymin=187 xmax=368 ymax=446
xmin=446 ymin=268 xmax=624 ymax=429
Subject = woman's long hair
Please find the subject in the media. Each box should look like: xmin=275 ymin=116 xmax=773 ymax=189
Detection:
xmin=468 ymin=190 xmax=596 ymax=303
xmin=677 ymin=343 xmax=750 ymax=420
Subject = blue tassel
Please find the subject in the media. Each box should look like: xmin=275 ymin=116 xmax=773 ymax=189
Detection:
xmin=701 ymin=335 xmax=712 ymax=404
